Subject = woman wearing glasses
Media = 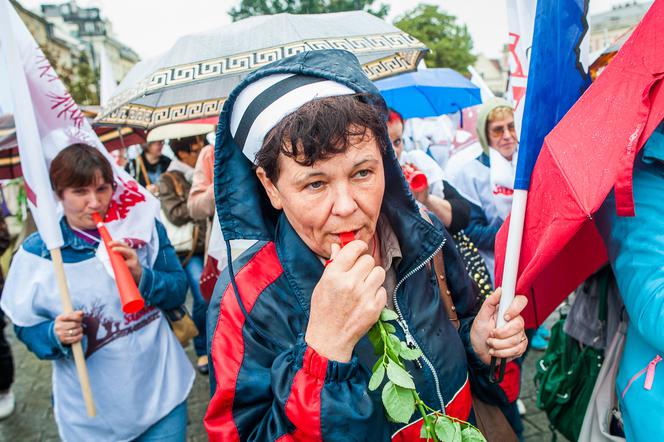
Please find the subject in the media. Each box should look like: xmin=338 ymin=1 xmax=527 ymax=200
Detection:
xmin=447 ymin=98 xmax=519 ymax=285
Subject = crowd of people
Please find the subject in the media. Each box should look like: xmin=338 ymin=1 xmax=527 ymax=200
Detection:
xmin=0 ymin=46 xmax=660 ymax=442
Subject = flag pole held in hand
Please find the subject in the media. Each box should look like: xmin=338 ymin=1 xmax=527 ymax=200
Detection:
xmin=92 ymin=212 xmax=145 ymax=314
xmin=50 ymin=248 xmax=96 ymax=416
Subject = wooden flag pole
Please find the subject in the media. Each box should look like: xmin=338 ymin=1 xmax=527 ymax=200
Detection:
xmin=50 ymin=247 xmax=96 ymax=417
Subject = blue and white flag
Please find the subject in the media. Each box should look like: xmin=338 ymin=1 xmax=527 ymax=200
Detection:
xmin=513 ymin=0 xmax=592 ymax=190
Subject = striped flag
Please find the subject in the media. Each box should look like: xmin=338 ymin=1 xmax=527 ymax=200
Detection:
xmin=505 ymin=0 xmax=537 ymax=139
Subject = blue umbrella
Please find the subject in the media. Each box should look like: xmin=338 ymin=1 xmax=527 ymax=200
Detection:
xmin=375 ymin=68 xmax=482 ymax=119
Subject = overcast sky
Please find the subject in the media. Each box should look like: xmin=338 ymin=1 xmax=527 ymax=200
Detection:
xmin=20 ymin=0 xmax=642 ymax=60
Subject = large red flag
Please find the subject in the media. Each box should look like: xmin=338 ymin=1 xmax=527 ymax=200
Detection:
xmin=495 ymin=0 xmax=664 ymax=328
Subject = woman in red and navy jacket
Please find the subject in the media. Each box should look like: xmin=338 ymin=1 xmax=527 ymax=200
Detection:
xmin=205 ymin=49 xmax=528 ymax=441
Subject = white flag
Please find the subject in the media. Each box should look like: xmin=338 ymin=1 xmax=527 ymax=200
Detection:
xmin=505 ymin=0 xmax=537 ymax=140
xmin=99 ymin=45 xmax=117 ymax=107
xmin=467 ymin=65 xmax=495 ymax=103
xmin=0 ymin=0 xmax=159 ymax=264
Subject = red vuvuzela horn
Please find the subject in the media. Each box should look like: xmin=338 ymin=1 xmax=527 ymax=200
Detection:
xmin=92 ymin=212 xmax=145 ymax=314
xmin=401 ymin=163 xmax=428 ymax=193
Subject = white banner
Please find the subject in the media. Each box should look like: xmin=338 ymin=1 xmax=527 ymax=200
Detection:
xmin=99 ymin=45 xmax=117 ymax=107
xmin=0 ymin=0 xmax=158 ymax=262
xmin=505 ymin=0 xmax=537 ymax=140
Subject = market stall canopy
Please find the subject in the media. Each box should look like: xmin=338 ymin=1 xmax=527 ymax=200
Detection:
xmin=146 ymin=122 xmax=215 ymax=142
xmin=0 ymin=111 xmax=146 ymax=182
xmin=95 ymin=11 xmax=428 ymax=130
xmin=0 ymin=114 xmax=21 ymax=179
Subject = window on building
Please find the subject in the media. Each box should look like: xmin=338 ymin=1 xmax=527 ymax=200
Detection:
xmin=84 ymin=22 xmax=95 ymax=34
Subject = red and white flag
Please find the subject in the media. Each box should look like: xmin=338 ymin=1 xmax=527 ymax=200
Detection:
xmin=0 ymin=0 xmax=159 ymax=263
xmin=505 ymin=0 xmax=537 ymax=139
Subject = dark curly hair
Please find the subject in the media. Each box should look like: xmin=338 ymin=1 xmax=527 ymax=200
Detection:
xmin=49 ymin=143 xmax=115 ymax=197
xmin=255 ymin=94 xmax=388 ymax=182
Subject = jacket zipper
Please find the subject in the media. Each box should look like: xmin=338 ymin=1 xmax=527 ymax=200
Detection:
xmin=392 ymin=239 xmax=446 ymax=414
xmin=621 ymin=354 xmax=662 ymax=399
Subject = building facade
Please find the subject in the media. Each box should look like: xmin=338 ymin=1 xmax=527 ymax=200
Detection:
xmin=589 ymin=1 xmax=654 ymax=53
xmin=11 ymin=0 xmax=82 ymax=73
xmin=472 ymin=53 xmax=507 ymax=96
xmin=40 ymin=1 xmax=140 ymax=85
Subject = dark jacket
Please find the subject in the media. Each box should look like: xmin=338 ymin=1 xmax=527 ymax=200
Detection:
xmin=205 ymin=49 xmax=504 ymax=441
xmin=442 ymin=179 xmax=471 ymax=234
xmin=126 ymin=151 xmax=171 ymax=188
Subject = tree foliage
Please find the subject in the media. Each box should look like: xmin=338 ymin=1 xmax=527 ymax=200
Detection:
xmin=229 ymin=0 xmax=389 ymax=22
xmin=67 ymin=53 xmax=99 ymax=105
xmin=42 ymin=48 xmax=99 ymax=105
xmin=394 ymin=5 xmax=476 ymax=75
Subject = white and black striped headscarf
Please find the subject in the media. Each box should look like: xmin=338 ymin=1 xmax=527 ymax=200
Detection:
xmin=229 ymin=73 xmax=355 ymax=163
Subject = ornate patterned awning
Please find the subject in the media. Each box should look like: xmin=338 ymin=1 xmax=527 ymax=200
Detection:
xmin=96 ymin=31 xmax=427 ymax=130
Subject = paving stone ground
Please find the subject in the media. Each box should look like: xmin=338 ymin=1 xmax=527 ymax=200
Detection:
xmin=0 ymin=314 xmax=568 ymax=442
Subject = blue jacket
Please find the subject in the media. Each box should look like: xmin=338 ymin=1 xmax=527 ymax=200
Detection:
xmin=596 ymin=123 xmax=664 ymax=441
xmin=13 ymin=218 xmax=187 ymax=360
xmin=205 ymin=49 xmax=508 ymax=441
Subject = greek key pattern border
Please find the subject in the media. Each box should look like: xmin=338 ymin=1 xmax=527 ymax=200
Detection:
xmin=100 ymin=32 xmax=426 ymax=115
xmin=97 ymin=98 xmax=228 ymax=129
xmin=97 ymin=48 xmax=426 ymax=130
xmin=145 ymin=32 xmax=423 ymax=92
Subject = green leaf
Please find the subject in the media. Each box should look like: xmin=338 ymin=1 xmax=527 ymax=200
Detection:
xmin=380 ymin=309 xmax=399 ymax=322
xmin=386 ymin=359 xmax=416 ymax=389
xmin=460 ymin=426 xmax=486 ymax=442
xmin=368 ymin=323 xmax=383 ymax=355
xmin=420 ymin=421 xmax=438 ymax=441
xmin=369 ymin=363 xmax=385 ymax=391
xmin=383 ymin=323 xmax=397 ymax=334
xmin=381 ymin=381 xmax=415 ymax=424
xmin=434 ymin=416 xmax=461 ymax=442
xmin=387 ymin=334 xmax=403 ymax=354
xmin=372 ymin=357 xmax=383 ymax=373
xmin=400 ymin=342 xmax=423 ymax=360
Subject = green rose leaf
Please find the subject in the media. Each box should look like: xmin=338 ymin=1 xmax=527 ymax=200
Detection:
xmin=434 ymin=416 xmax=461 ymax=442
xmin=400 ymin=342 xmax=423 ymax=360
xmin=380 ymin=308 xmax=399 ymax=322
xmin=386 ymin=359 xmax=416 ymax=389
xmin=383 ymin=323 xmax=397 ymax=334
xmin=460 ymin=426 xmax=487 ymax=442
xmin=387 ymin=334 xmax=403 ymax=354
xmin=381 ymin=381 xmax=415 ymax=424
xmin=369 ymin=363 xmax=385 ymax=391
xmin=420 ymin=421 xmax=438 ymax=441
xmin=368 ymin=323 xmax=383 ymax=355
xmin=372 ymin=357 xmax=383 ymax=373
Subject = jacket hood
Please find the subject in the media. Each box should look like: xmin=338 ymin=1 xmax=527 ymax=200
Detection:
xmin=214 ymin=49 xmax=444 ymax=266
xmin=476 ymin=97 xmax=514 ymax=154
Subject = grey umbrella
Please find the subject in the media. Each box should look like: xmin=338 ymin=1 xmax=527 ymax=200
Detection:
xmin=95 ymin=11 xmax=427 ymax=130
